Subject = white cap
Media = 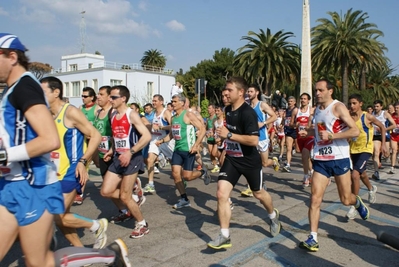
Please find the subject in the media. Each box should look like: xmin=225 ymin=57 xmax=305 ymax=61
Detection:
xmin=275 ymin=90 xmax=280 ymax=94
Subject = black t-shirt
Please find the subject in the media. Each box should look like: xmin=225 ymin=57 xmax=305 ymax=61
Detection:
xmin=224 ymin=102 xmax=261 ymax=168
xmin=8 ymin=76 xmax=47 ymax=112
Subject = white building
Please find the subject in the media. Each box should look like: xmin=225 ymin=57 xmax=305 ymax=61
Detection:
xmin=51 ymin=53 xmax=176 ymax=107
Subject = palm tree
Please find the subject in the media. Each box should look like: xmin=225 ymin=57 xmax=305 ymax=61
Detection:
xmin=311 ymin=9 xmax=388 ymax=104
xmin=368 ymin=67 xmax=399 ymax=106
xmin=140 ymin=49 xmax=166 ymax=71
xmin=234 ymin=28 xmax=300 ymax=95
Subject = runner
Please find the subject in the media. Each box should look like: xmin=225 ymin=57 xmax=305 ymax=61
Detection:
xmin=282 ymin=96 xmax=298 ymax=172
xmin=208 ymin=77 xmax=281 ymax=250
xmin=388 ymin=102 xmax=399 ymax=174
xmin=101 ymin=85 xmax=152 ymax=239
xmin=206 ymin=104 xmax=220 ymax=173
xmin=298 ymin=79 xmax=369 ymax=252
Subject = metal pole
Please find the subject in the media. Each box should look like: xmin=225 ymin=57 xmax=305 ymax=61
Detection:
xmin=198 ymin=79 xmax=200 ymax=108
xmin=300 ymin=0 xmax=312 ymax=101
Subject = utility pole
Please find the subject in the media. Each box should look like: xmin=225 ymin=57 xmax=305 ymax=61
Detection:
xmin=300 ymin=0 xmax=312 ymax=102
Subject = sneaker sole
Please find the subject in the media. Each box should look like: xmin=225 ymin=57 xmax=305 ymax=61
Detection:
xmin=114 ymin=238 xmax=132 ymax=267
xmin=94 ymin=219 xmax=109 ymax=249
xmin=356 ymin=196 xmax=370 ymax=220
xmin=299 ymin=242 xmax=319 ymax=252
xmin=207 ymin=242 xmax=232 ymax=250
xmin=172 ymin=204 xmax=191 ymax=209
xmin=138 ymin=195 xmax=146 ymax=208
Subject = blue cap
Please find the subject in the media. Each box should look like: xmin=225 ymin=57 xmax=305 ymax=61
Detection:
xmin=0 ymin=33 xmax=27 ymax=52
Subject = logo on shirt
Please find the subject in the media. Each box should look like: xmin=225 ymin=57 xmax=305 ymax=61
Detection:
xmin=25 ymin=210 xmax=38 ymax=219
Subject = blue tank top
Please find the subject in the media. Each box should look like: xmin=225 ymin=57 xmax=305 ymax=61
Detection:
xmin=253 ymin=102 xmax=268 ymax=141
xmin=0 ymin=72 xmax=58 ymax=185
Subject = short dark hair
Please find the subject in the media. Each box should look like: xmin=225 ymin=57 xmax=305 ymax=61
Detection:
xmin=153 ymin=94 xmax=164 ymax=102
xmin=226 ymin=77 xmax=248 ymax=92
xmin=130 ymin=103 xmax=140 ymax=110
xmin=144 ymin=103 xmax=152 ymax=109
xmin=40 ymin=76 xmax=63 ymax=100
xmin=366 ymin=105 xmax=373 ymax=110
xmin=316 ymin=78 xmax=334 ymax=90
xmin=373 ymin=100 xmax=383 ymax=106
xmin=82 ymin=87 xmax=97 ymax=102
xmin=248 ymin=83 xmax=261 ymax=100
xmin=111 ymin=85 xmax=130 ymax=103
xmin=99 ymin=85 xmax=111 ymax=95
xmin=349 ymin=93 xmax=362 ymax=103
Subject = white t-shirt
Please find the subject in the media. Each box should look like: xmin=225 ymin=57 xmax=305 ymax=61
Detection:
xmin=171 ymin=85 xmax=183 ymax=99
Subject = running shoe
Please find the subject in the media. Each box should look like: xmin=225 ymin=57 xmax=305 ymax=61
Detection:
xmin=368 ymin=185 xmax=377 ymax=204
xmin=143 ymin=183 xmax=156 ymax=193
xmin=346 ymin=205 xmax=358 ymax=220
xmin=388 ymin=167 xmax=395 ymax=174
xmin=109 ymin=211 xmax=133 ymax=224
xmin=372 ymin=171 xmax=380 ymax=181
xmin=93 ymin=218 xmax=108 ymax=249
xmin=74 ymin=194 xmax=84 ymax=205
xmin=302 ymin=175 xmax=310 ymax=188
xmin=269 ymin=208 xmax=281 ymax=237
xmin=272 ymin=157 xmax=280 ymax=171
xmin=154 ymin=166 xmax=160 ymax=174
xmin=196 ymin=165 xmax=203 ymax=171
xmin=299 ymin=235 xmax=319 ymax=252
xmin=129 ymin=222 xmax=149 ymax=239
xmin=211 ymin=165 xmax=220 ymax=173
xmin=107 ymin=239 xmax=131 ymax=267
xmin=158 ymin=153 xmax=167 ymax=168
xmin=172 ymin=198 xmax=191 ymax=209
xmin=202 ymin=169 xmax=211 ymax=185
xmin=136 ymin=194 xmax=146 ymax=208
xmin=355 ymin=195 xmax=370 ymax=220
xmin=207 ymin=233 xmax=232 ymax=249
xmin=240 ymin=187 xmax=253 ymax=197
xmin=283 ymin=165 xmax=291 ymax=173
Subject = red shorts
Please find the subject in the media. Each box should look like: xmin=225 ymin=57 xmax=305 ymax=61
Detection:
xmin=298 ymin=137 xmax=314 ymax=152
xmin=268 ymin=127 xmax=275 ymax=135
xmin=391 ymin=133 xmax=399 ymax=142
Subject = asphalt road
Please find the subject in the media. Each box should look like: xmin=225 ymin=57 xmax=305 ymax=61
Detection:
xmin=3 ymin=153 xmax=399 ymax=267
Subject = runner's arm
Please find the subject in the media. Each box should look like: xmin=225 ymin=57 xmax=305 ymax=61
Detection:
xmin=129 ymin=111 xmax=152 ymax=152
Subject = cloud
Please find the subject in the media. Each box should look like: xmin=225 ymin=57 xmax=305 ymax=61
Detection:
xmin=0 ymin=6 xmax=9 ymax=16
xmin=165 ymin=20 xmax=186 ymax=32
xmin=167 ymin=54 xmax=175 ymax=60
xmin=138 ymin=1 xmax=147 ymax=11
xmin=16 ymin=0 xmax=158 ymax=37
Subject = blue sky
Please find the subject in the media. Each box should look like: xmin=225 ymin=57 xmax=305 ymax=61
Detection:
xmin=1 ymin=0 xmax=398 ymax=75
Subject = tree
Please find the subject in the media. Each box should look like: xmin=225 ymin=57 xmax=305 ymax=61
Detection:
xmin=94 ymin=51 xmax=102 ymax=55
xmin=140 ymin=49 xmax=166 ymax=71
xmin=234 ymin=28 xmax=300 ymax=95
xmin=28 ymin=62 xmax=52 ymax=79
xmin=311 ymin=9 xmax=388 ymax=104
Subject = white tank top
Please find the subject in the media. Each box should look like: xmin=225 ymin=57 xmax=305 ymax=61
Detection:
xmin=372 ymin=110 xmax=386 ymax=135
xmin=313 ymin=100 xmax=350 ymax=160
xmin=151 ymin=108 xmax=168 ymax=139
xmin=296 ymin=105 xmax=311 ymax=132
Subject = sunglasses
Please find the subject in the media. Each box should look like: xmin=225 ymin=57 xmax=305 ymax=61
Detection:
xmin=81 ymin=95 xmax=90 ymax=98
xmin=110 ymin=95 xmax=122 ymax=100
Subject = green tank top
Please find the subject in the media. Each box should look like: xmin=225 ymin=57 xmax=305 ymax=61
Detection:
xmin=207 ymin=114 xmax=216 ymax=141
xmin=93 ymin=110 xmax=113 ymax=158
xmin=81 ymin=104 xmax=97 ymax=123
xmin=172 ymin=110 xmax=196 ymax=151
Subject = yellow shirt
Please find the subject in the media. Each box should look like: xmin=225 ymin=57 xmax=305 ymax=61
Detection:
xmin=350 ymin=112 xmax=373 ymax=154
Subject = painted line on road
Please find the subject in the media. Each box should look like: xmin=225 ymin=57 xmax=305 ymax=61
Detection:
xmin=218 ymin=188 xmax=398 ymax=267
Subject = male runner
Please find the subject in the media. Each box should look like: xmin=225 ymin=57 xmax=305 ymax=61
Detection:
xmin=282 ymin=96 xmax=298 ymax=172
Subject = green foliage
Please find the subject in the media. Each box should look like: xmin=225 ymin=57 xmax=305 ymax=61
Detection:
xmin=140 ymin=49 xmax=167 ymax=69
xmin=201 ymin=99 xmax=209 ymax=118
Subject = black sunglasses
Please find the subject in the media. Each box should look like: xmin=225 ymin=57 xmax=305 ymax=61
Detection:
xmin=110 ymin=95 xmax=122 ymax=100
xmin=81 ymin=95 xmax=90 ymax=98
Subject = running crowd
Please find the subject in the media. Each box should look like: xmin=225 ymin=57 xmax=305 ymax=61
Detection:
xmin=0 ymin=33 xmax=394 ymax=266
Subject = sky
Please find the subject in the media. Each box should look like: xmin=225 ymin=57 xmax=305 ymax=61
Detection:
xmin=1 ymin=0 xmax=398 ymax=75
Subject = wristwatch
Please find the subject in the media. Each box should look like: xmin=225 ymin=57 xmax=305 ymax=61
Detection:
xmin=78 ymin=158 xmax=88 ymax=165
xmin=0 ymin=149 xmax=7 ymax=165
xmin=227 ymin=132 xmax=233 ymax=140
xmin=130 ymin=149 xmax=135 ymax=155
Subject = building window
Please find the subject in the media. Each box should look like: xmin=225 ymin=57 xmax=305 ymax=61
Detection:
xmin=147 ymin=81 xmax=153 ymax=99
xmin=110 ymin=79 xmax=122 ymax=86
xmin=70 ymin=64 xmax=78 ymax=71
xmin=72 ymin=81 xmax=80 ymax=96
xmin=88 ymin=63 xmax=93 ymax=69
xmin=65 ymin=82 xmax=70 ymax=97
xmin=82 ymin=80 xmax=87 ymax=88
xmin=92 ymin=79 xmax=98 ymax=90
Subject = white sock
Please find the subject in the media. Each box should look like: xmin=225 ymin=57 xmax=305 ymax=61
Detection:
xmin=221 ymin=228 xmax=229 ymax=238
xmin=137 ymin=219 xmax=146 ymax=226
xmin=310 ymin=232 xmax=318 ymax=242
xmin=90 ymin=220 xmax=99 ymax=232
xmin=268 ymin=210 xmax=276 ymax=220
xmin=149 ymin=181 xmax=154 ymax=185
xmin=121 ymin=209 xmax=128 ymax=214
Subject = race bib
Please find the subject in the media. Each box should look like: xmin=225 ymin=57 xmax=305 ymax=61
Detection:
xmin=393 ymin=125 xmax=399 ymax=134
xmin=152 ymin=123 xmax=162 ymax=136
xmin=172 ymin=124 xmax=181 ymax=140
xmin=98 ymin=136 xmax=110 ymax=153
xmin=50 ymin=152 xmax=61 ymax=177
xmin=225 ymin=140 xmax=243 ymax=157
xmin=114 ymin=136 xmax=129 ymax=153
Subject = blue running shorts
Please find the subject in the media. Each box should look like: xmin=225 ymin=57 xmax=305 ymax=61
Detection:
xmin=0 ymin=179 xmax=65 ymax=226
xmin=313 ymin=158 xmax=351 ymax=178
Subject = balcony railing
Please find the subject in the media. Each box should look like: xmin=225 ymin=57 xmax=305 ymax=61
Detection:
xmin=51 ymin=61 xmax=174 ymax=75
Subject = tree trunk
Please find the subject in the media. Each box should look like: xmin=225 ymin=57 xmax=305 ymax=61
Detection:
xmin=359 ymin=64 xmax=366 ymax=90
xmin=341 ymin=58 xmax=349 ymax=105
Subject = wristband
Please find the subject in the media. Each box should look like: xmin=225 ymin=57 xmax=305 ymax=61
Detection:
xmin=130 ymin=149 xmax=135 ymax=155
xmin=79 ymin=158 xmax=88 ymax=165
xmin=7 ymin=144 xmax=30 ymax=162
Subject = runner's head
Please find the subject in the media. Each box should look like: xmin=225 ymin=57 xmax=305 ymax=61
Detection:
xmin=82 ymin=87 xmax=97 ymax=105
xmin=300 ymin=93 xmax=311 ymax=107
xmin=224 ymin=77 xmax=248 ymax=105
xmin=110 ymin=85 xmax=130 ymax=109
xmin=40 ymin=76 xmax=64 ymax=103
xmin=315 ymin=79 xmax=334 ymax=105
xmin=348 ymin=94 xmax=363 ymax=113
xmin=152 ymin=94 xmax=164 ymax=110
xmin=171 ymin=94 xmax=186 ymax=112
xmin=247 ymin=84 xmax=261 ymax=101
xmin=97 ymin=85 xmax=111 ymax=108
